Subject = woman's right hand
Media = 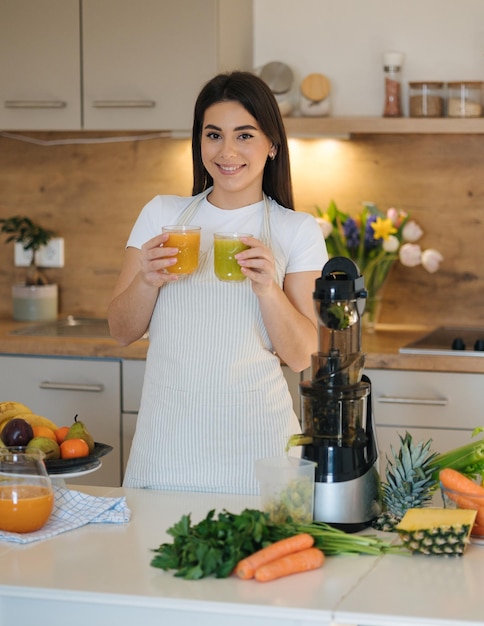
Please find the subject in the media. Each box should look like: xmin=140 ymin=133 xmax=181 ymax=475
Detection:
xmin=139 ymin=233 xmax=180 ymax=287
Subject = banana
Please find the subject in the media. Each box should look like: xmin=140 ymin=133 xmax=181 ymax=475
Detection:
xmin=0 ymin=412 xmax=58 ymax=433
xmin=0 ymin=401 xmax=33 ymax=425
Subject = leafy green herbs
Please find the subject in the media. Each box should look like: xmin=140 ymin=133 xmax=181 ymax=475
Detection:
xmin=151 ymin=508 xmax=402 ymax=579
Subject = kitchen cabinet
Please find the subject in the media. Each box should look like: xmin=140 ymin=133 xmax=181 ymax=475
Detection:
xmin=0 ymin=0 xmax=252 ymax=131
xmin=121 ymin=359 xmax=305 ymax=479
xmin=0 ymin=355 xmax=121 ymax=487
xmin=367 ymin=368 xmax=482 ymax=468
xmin=0 ymin=0 xmax=81 ymax=130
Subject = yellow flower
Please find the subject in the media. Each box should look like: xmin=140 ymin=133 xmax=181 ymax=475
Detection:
xmin=370 ymin=217 xmax=397 ymax=241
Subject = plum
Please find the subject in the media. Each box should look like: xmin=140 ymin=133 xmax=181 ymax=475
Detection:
xmin=1 ymin=418 xmax=34 ymax=447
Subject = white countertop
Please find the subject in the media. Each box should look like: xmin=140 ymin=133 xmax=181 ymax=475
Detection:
xmin=0 ymin=485 xmax=482 ymax=626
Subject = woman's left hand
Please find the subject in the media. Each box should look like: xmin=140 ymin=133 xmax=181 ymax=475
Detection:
xmin=235 ymin=236 xmax=276 ymax=295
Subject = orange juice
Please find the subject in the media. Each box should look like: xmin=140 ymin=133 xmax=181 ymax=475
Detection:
xmin=0 ymin=484 xmax=54 ymax=533
xmin=162 ymin=226 xmax=201 ymax=274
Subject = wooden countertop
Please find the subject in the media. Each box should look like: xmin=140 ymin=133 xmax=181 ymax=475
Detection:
xmin=0 ymin=318 xmax=483 ymax=373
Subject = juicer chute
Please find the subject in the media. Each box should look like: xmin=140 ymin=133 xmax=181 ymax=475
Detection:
xmin=299 ymin=257 xmax=381 ymax=531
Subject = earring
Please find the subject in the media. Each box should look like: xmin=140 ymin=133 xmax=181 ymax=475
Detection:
xmin=269 ymin=151 xmax=276 ymax=160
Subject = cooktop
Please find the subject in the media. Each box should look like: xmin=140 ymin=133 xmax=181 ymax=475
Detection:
xmin=399 ymin=326 xmax=484 ymax=357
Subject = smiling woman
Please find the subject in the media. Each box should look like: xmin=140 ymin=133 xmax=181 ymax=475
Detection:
xmin=107 ymin=71 xmax=328 ymax=495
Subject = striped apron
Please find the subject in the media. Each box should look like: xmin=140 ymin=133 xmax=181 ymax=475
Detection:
xmin=123 ymin=190 xmax=300 ymax=494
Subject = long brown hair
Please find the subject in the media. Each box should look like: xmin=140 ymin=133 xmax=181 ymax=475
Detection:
xmin=191 ymin=71 xmax=294 ymax=210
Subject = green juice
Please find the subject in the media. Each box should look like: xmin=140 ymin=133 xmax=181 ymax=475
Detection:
xmin=214 ymin=236 xmax=250 ymax=281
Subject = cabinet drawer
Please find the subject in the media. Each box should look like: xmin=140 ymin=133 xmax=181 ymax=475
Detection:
xmin=367 ymin=369 xmax=483 ymax=429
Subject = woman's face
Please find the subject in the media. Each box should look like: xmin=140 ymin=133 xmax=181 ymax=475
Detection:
xmin=200 ymin=100 xmax=274 ymax=208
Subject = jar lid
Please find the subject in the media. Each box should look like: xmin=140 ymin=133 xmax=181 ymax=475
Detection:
xmin=301 ymin=73 xmax=331 ymax=101
xmin=259 ymin=61 xmax=294 ymax=94
xmin=447 ymin=81 xmax=483 ymax=87
xmin=409 ymin=81 xmax=444 ymax=88
xmin=383 ymin=51 xmax=404 ymax=67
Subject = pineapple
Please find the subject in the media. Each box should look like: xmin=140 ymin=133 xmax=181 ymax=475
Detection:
xmin=372 ymin=432 xmax=439 ymax=531
xmin=396 ymin=508 xmax=477 ymax=555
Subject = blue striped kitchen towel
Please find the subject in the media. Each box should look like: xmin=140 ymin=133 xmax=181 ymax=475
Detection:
xmin=0 ymin=485 xmax=131 ymax=544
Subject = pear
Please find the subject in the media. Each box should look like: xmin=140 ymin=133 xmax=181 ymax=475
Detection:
xmin=65 ymin=415 xmax=95 ymax=454
xmin=27 ymin=436 xmax=61 ymax=460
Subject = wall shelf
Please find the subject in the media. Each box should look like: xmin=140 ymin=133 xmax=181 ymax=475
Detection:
xmin=283 ymin=116 xmax=484 ymax=136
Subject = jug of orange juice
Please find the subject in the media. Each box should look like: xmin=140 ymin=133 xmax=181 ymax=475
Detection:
xmin=0 ymin=448 xmax=54 ymax=533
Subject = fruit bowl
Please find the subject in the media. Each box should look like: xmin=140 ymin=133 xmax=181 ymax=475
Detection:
xmin=44 ymin=442 xmax=113 ymax=474
xmin=440 ymin=480 xmax=484 ymax=544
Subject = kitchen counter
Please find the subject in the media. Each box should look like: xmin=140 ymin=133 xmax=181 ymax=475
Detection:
xmin=1 ymin=318 xmax=484 ymax=373
xmin=0 ymin=485 xmax=482 ymax=626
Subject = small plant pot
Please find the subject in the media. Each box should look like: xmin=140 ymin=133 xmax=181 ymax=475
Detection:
xmin=12 ymin=284 xmax=58 ymax=322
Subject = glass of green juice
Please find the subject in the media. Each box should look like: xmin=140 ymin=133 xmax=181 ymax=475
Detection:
xmin=213 ymin=232 xmax=252 ymax=281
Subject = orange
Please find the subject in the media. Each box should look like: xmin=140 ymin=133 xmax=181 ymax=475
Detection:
xmin=54 ymin=426 xmax=70 ymax=445
xmin=32 ymin=426 xmax=57 ymax=442
xmin=60 ymin=438 xmax=90 ymax=459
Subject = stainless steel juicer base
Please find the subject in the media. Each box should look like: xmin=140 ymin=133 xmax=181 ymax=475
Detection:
xmin=313 ymin=465 xmax=381 ymax=526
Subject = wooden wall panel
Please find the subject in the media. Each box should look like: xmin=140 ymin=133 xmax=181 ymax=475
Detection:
xmin=0 ymin=131 xmax=482 ymax=328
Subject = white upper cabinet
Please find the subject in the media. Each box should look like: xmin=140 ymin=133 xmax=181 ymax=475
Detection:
xmin=0 ymin=0 xmax=253 ymax=131
xmin=0 ymin=0 xmax=81 ymax=130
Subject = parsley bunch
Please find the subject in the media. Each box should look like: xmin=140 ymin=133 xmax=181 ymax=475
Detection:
xmin=151 ymin=508 xmax=401 ymax=580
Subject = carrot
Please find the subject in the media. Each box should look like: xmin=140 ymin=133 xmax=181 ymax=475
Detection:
xmin=444 ymin=491 xmax=484 ymax=526
xmin=440 ymin=468 xmax=484 ymax=497
xmin=471 ymin=523 xmax=484 ymax=537
xmin=254 ymin=547 xmax=324 ymax=582
xmin=234 ymin=533 xmax=314 ymax=580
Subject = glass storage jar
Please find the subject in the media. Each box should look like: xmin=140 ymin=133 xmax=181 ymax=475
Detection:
xmin=447 ymin=82 xmax=482 ymax=117
xmin=408 ymin=82 xmax=445 ymax=117
xmin=383 ymin=51 xmax=404 ymax=117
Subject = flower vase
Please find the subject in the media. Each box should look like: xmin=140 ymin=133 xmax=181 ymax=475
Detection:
xmin=362 ymin=293 xmax=383 ymax=333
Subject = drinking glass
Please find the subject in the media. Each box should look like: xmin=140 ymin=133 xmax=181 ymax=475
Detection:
xmin=162 ymin=225 xmax=201 ymax=274
xmin=0 ymin=448 xmax=54 ymax=533
xmin=213 ymin=232 xmax=252 ymax=281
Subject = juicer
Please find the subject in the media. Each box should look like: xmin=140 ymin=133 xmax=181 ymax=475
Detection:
xmin=299 ymin=257 xmax=381 ymax=531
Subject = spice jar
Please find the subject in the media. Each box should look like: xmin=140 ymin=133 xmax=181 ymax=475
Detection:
xmin=383 ymin=51 xmax=404 ymax=117
xmin=409 ymin=82 xmax=444 ymax=117
xmin=447 ymin=82 xmax=483 ymax=117
xmin=299 ymin=73 xmax=331 ymax=116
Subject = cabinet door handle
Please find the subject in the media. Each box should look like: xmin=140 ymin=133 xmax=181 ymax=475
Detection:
xmin=377 ymin=395 xmax=448 ymax=406
xmin=5 ymin=100 xmax=67 ymax=108
xmin=91 ymin=100 xmax=156 ymax=108
xmin=39 ymin=381 xmax=105 ymax=393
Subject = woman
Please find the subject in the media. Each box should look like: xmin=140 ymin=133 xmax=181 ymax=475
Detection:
xmin=108 ymin=71 xmax=327 ymax=493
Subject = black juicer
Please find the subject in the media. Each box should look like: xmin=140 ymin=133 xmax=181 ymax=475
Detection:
xmin=299 ymin=257 xmax=381 ymax=531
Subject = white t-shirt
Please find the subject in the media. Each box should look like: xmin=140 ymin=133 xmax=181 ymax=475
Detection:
xmin=126 ymin=194 xmax=328 ymax=274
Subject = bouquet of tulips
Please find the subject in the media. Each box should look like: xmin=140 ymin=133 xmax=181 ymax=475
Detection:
xmin=316 ymin=200 xmax=443 ymax=324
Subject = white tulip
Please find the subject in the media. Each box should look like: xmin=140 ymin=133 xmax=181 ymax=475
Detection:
xmin=383 ymin=235 xmax=400 ymax=253
xmin=316 ymin=217 xmax=333 ymax=239
xmin=402 ymin=220 xmax=424 ymax=243
xmin=421 ymin=248 xmax=444 ymax=273
xmin=399 ymin=243 xmax=422 ymax=267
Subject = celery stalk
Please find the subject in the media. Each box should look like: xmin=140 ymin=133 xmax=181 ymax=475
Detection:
xmin=428 ymin=431 xmax=484 ymax=482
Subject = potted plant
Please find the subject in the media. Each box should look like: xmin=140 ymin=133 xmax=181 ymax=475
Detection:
xmin=0 ymin=216 xmax=59 ymax=321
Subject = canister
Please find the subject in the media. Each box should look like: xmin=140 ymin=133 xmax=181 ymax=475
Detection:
xmin=447 ymin=82 xmax=483 ymax=117
xmin=408 ymin=82 xmax=444 ymax=117
xmin=259 ymin=61 xmax=295 ymax=116
xmin=299 ymin=73 xmax=331 ymax=116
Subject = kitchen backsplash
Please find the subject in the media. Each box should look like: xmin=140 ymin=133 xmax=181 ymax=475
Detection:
xmin=0 ymin=131 xmax=482 ymax=327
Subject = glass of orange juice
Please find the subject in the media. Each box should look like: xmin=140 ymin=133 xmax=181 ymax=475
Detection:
xmin=0 ymin=448 xmax=54 ymax=533
xmin=214 ymin=232 xmax=252 ymax=281
xmin=162 ymin=225 xmax=201 ymax=274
